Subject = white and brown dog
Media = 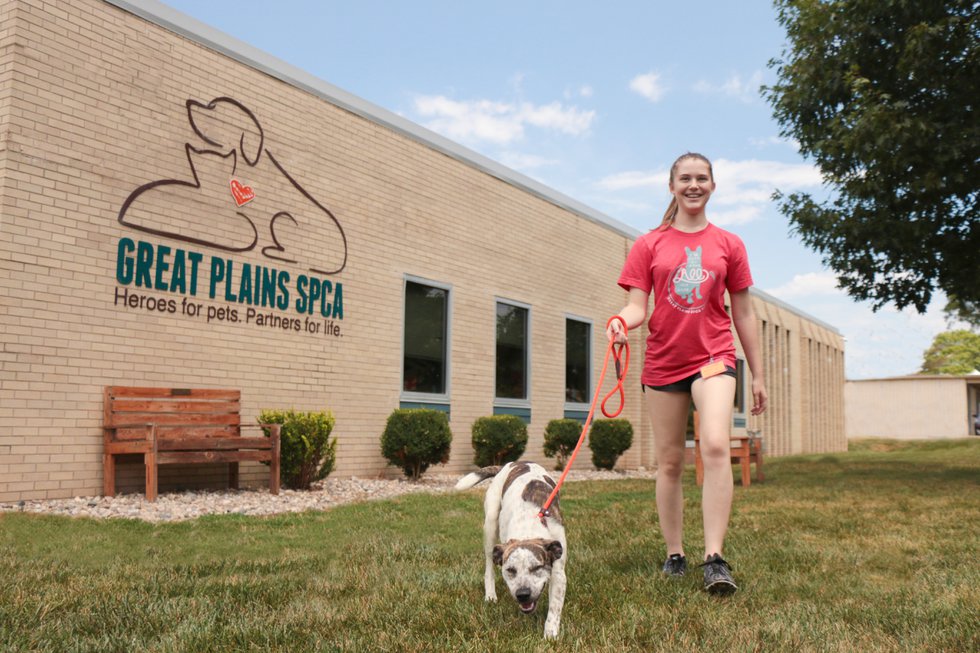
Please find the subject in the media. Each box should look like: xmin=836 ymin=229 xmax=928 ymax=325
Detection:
xmin=455 ymin=461 xmax=567 ymax=639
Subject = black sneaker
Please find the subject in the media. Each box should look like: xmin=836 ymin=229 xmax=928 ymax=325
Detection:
xmin=701 ymin=553 xmax=737 ymax=595
xmin=662 ymin=553 xmax=687 ymax=577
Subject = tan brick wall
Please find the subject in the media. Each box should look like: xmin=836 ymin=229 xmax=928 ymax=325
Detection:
xmin=846 ymin=377 xmax=973 ymax=439
xmin=749 ymin=294 xmax=846 ymax=457
xmin=0 ymin=0 xmax=644 ymax=501
xmin=0 ymin=0 xmax=844 ymax=502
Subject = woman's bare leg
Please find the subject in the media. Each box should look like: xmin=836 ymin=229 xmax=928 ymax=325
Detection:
xmin=691 ymin=374 xmax=737 ymax=557
xmin=646 ymin=389 xmax=693 ymax=556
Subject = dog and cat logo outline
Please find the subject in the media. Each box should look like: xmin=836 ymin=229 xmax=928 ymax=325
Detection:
xmin=117 ymin=96 xmax=348 ymax=276
xmin=669 ymin=245 xmax=716 ymax=313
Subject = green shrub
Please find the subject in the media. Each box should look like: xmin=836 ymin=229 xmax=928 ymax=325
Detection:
xmin=543 ymin=418 xmax=585 ymax=470
xmin=258 ymin=409 xmax=337 ymax=490
xmin=471 ymin=415 xmax=528 ymax=467
xmin=589 ymin=419 xmax=633 ymax=470
xmin=380 ymin=409 xmax=452 ymax=480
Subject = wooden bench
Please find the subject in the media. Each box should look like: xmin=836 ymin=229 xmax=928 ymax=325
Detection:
xmin=693 ymin=412 xmax=764 ymax=487
xmin=103 ymin=386 xmax=281 ymax=501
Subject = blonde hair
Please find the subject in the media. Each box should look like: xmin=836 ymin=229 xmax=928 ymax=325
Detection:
xmin=657 ymin=152 xmax=714 ymax=230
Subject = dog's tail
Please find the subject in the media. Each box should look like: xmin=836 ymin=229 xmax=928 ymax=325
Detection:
xmin=454 ymin=466 xmax=502 ymax=490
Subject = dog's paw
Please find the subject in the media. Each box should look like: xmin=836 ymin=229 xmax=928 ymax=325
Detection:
xmin=544 ymin=616 xmax=560 ymax=639
xmin=484 ymin=593 xmax=497 ymax=603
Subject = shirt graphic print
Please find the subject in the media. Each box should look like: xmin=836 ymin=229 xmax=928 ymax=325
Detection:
xmin=668 ymin=245 xmax=716 ymax=313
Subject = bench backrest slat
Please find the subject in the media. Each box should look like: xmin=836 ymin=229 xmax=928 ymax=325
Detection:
xmin=104 ymin=386 xmax=244 ymax=441
xmin=108 ymin=387 xmax=240 ymax=400
xmin=109 ymin=399 xmax=242 ymax=415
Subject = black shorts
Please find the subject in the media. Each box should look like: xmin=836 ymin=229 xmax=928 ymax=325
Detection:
xmin=642 ymin=365 xmax=737 ymax=394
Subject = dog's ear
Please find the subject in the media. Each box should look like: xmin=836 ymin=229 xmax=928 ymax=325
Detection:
xmin=545 ymin=540 xmax=563 ymax=563
xmin=492 ymin=544 xmax=505 ymax=566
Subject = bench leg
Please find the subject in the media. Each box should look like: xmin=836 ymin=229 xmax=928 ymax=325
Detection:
xmin=103 ymin=452 xmax=116 ymax=497
xmin=229 ymin=462 xmax=240 ymax=490
xmin=145 ymin=428 xmax=158 ymax=502
xmin=731 ymin=440 xmax=751 ymax=487
xmin=740 ymin=453 xmax=751 ymax=487
xmin=270 ymin=424 xmax=281 ymax=495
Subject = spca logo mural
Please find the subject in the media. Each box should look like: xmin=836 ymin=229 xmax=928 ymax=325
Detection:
xmin=113 ymin=97 xmax=346 ymax=337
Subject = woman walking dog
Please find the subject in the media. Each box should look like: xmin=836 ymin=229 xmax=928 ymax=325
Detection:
xmin=608 ymin=152 xmax=768 ymax=594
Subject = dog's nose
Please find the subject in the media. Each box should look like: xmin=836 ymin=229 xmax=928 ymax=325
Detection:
xmin=516 ymin=588 xmax=532 ymax=602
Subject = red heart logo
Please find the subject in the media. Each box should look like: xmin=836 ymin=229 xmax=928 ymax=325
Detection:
xmin=230 ymin=179 xmax=255 ymax=207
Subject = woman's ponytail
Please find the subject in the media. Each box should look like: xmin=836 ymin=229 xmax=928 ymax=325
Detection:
xmin=658 ymin=197 xmax=678 ymax=230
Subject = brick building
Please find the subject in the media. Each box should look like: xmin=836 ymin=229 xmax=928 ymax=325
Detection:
xmin=0 ymin=0 xmax=846 ymax=501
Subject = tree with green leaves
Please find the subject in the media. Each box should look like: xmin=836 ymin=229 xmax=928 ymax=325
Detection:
xmin=943 ymin=296 xmax=980 ymax=331
xmin=765 ymin=0 xmax=979 ymax=317
xmin=920 ymin=329 xmax=980 ymax=375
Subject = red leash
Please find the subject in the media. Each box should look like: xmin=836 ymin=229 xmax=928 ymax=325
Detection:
xmin=537 ymin=316 xmax=629 ymax=522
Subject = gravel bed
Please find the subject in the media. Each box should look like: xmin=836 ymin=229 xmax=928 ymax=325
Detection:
xmin=0 ymin=468 xmax=655 ymax=523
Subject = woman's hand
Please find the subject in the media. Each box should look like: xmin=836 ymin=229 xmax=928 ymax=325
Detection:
xmin=751 ymin=378 xmax=768 ymax=415
xmin=606 ymin=317 xmax=628 ymax=344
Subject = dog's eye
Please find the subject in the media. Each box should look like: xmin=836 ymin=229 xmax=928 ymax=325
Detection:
xmin=531 ymin=565 xmax=546 ymax=573
xmin=505 ymin=567 xmax=517 ymax=578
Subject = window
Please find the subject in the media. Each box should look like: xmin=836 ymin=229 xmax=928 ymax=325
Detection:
xmin=403 ymin=279 xmax=449 ymax=396
xmin=734 ymin=358 xmax=746 ymax=413
xmin=565 ymin=318 xmax=591 ymax=404
xmin=495 ymin=300 xmax=529 ymax=400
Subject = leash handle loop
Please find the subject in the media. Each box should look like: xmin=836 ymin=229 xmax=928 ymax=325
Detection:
xmin=537 ymin=316 xmax=630 ymax=519
xmin=600 ymin=324 xmax=629 ymax=418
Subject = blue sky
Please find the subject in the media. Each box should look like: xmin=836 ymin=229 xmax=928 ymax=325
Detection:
xmin=155 ymin=0 xmax=958 ymax=379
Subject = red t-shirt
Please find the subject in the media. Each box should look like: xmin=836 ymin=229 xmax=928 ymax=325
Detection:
xmin=617 ymin=223 xmax=753 ymax=386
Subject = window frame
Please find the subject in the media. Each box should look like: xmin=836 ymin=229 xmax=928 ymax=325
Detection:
xmin=734 ymin=357 xmax=747 ymax=416
xmin=563 ymin=314 xmax=593 ymax=412
xmin=493 ymin=297 xmax=532 ymax=410
xmin=400 ymin=275 xmax=452 ymax=404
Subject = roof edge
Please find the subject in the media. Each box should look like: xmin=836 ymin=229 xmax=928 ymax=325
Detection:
xmin=749 ymin=286 xmax=843 ymax=335
xmin=848 ymin=374 xmax=980 ymax=382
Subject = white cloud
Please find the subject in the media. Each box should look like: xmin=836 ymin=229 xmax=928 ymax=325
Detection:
xmin=765 ymin=271 xmax=842 ymax=299
xmin=712 ymin=158 xmax=823 ymax=190
xmin=496 ymin=151 xmax=558 ymax=171
xmin=412 ymin=94 xmax=595 ymax=145
xmin=763 ymin=281 xmax=954 ymax=379
xmin=591 ymin=197 xmax=655 ymax=215
xmin=750 ymin=135 xmax=801 ymax=151
xmin=694 ymin=71 xmax=765 ymax=103
xmin=596 ymin=169 xmax=666 ymax=191
xmin=709 ymin=205 xmax=763 ymax=226
xmin=629 ymin=72 xmax=666 ymax=103
xmin=563 ymin=84 xmax=593 ymax=100
xmin=708 ymin=158 xmax=823 ymax=223
xmin=520 ymin=101 xmax=594 ymax=134
xmin=595 ymin=158 xmax=822 ymax=226
xmin=711 ymin=188 xmax=774 ymax=206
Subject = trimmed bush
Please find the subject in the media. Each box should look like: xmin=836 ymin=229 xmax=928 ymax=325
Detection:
xmin=589 ymin=419 xmax=633 ymax=470
xmin=471 ymin=415 xmax=528 ymax=467
xmin=257 ymin=409 xmax=337 ymax=490
xmin=381 ymin=409 xmax=452 ymax=480
xmin=543 ymin=418 xmax=584 ymax=470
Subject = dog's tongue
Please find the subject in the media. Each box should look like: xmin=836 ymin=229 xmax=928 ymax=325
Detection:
xmin=520 ymin=600 xmax=536 ymax=614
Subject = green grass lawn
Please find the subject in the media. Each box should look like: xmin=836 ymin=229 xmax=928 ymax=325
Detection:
xmin=2 ymin=439 xmax=978 ymax=652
